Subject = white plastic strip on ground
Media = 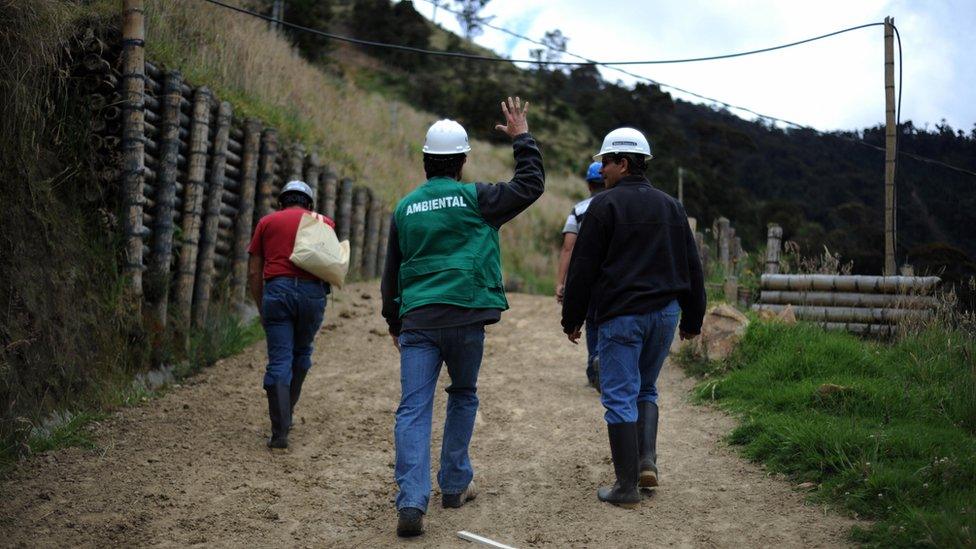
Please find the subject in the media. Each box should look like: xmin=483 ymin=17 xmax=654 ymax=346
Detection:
xmin=457 ymin=530 xmax=518 ymax=549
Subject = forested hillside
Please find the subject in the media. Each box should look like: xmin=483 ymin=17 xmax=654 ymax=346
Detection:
xmin=270 ymin=0 xmax=976 ymax=286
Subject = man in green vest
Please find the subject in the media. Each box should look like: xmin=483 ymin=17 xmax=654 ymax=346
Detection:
xmin=381 ymin=97 xmax=543 ymax=538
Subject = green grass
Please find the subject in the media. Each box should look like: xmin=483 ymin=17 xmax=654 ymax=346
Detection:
xmin=678 ymin=321 xmax=976 ymax=547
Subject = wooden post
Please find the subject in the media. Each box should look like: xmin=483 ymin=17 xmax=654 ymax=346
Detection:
xmin=287 ymin=142 xmax=305 ymax=182
xmin=724 ymin=276 xmax=738 ymax=304
xmin=349 ymin=187 xmax=368 ymax=280
xmin=765 ymin=223 xmax=783 ymax=274
xmin=121 ymin=0 xmax=146 ymax=313
xmin=304 ymin=152 xmax=321 ymax=206
xmin=883 ymin=16 xmax=897 ymax=276
xmin=230 ymin=118 xmax=261 ymax=304
xmin=254 ymin=128 xmax=279 ymax=222
xmin=193 ymin=100 xmax=233 ymax=328
xmin=336 ymin=177 xmax=354 ymax=241
xmin=363 ymin=193 xmax=382 ymax=278
xmin=146 ymin=69 xmax=183 ymax=329
xmin=173 ymin=87 xmax=212 ymax=334
xmin=230 ymin=118 xmax=261 ymax=305
xmin=717 ymin=217 xmax=730 ymax=273
xmin=377 ymin=209 xmax=391 ymax=277
xmin=321 ymin=168 xmax=338 ymax=219
xmin=694 ymin=231 xmax=706 ymax=266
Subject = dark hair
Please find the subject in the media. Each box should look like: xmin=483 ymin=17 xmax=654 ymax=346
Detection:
xmin=605 ymin=153 xmax=647 ymax=177
xmin=279 ymin=191 xmax=313 ymax=210
xmin=424 ymin=153 xmax=466 ymax=179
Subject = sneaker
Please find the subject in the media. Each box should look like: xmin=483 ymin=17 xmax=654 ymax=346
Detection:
xmin=396 ymin=507 xmax=424 ymax=537
xmin=442 ymin=482 xmax=477 ymax=508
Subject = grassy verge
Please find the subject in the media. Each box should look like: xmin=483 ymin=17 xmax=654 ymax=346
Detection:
xmin=0 ymin=307 xmax=263 ymax=476
xmin=676 ymin=321 xmax=976 ymax=547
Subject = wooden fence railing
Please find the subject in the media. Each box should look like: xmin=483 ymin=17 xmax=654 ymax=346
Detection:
xmin=78 ymin=16 xmax=388 ymax=335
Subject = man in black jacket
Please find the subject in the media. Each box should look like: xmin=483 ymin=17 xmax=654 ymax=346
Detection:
xmin=561 ymin=127 xmax=706 ymax=508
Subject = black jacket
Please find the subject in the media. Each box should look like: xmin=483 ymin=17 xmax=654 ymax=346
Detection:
xmin=381 ymin=133 xmax=545 ymax=335
xmin=561 ymin=175 xmax=706 ymax=335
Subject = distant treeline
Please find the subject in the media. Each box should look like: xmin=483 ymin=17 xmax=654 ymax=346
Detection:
xmin=267 ymin=0 xmax=976 ymax=296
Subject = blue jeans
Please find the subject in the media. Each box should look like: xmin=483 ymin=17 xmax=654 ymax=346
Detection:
xmin=597 ymin=300 xmax=680 ymax=424
xmin=585 ymin=320 xmax=599 ymax=382
xmin=261 ymin=277 xmax=327 ymax=388
xmin=394 ymin=325 xmax=485 ymax=512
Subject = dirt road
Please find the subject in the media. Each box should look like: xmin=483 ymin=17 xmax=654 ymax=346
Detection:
xmin=0 ymin=283 xmax=857 ymax=547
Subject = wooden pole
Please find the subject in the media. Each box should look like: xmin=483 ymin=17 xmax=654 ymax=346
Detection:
xmin=173 ymin=87 xmax=212 ymax=334
xmin=321 ymin=168 xmax=338 ymax=219
xmin=751 ymin=304 xmax=931 ymax=325
xmin=121 ymin=0 xmax=146 ymax=314
xmin=304 ymin=152 xmax=321 ymax=206
xmin=717 ymin=217 xmax=730 ymax=273
xmin=764 ymin=223 xmax=783 ymax=274
xmin=254 ymin=128 xmax=279 ymax=223
xmin=377 ymin=209 xmax=391 ymax=277
xmin=287 ymin=142 xmax=305 ymax=182
xmin=760 ymin=274 xmax=940 ymax=294
xmin=723 ymin=276 xmax=738 ymax=304
xmin=758 ymin=290 xmax=938 ymax=310
xmin=883 ymin=16 xmax=897 ymax=276
xmin=193 ymin=100 xmax=233 ymax=328
xmin=230 ymin=118 xmax=261 ymax=304
xmin=146 ymin=69 xmax=183 ymax=329
xmin=349 ymin=187 xmax=368 ymax=280
xmin=363 ymin=193 xmax=382 ymax=278
xmin=336 ymin=177 xmax=354 ymax=241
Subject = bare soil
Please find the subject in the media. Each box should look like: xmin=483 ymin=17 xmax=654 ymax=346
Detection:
xmin=0 ymin=283 xmax=858 ymax=547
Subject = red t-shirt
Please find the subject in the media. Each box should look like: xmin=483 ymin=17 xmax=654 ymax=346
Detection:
xmin=247 ymin=207 xmax=336 ymax=280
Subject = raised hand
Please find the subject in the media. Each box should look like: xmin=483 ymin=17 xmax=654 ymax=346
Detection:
xmin=494 ymin=96 xmax=529 ymax=139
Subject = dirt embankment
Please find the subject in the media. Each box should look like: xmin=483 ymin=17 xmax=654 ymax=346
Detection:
xmin=0 ymin=283 xmax=858 ymax=547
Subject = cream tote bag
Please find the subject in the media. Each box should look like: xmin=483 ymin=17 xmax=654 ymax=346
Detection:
xmin=289 ymin=212 xmax=350 ymax=288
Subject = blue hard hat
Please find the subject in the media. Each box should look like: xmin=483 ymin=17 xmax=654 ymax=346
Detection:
xmin=585 ymin=161 xmax=603 ymax=183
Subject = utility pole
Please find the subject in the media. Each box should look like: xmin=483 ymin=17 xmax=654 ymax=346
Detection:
xmin=677 ymin=166 xmax=684 ymax=204
xmin=271 ymin=0 xmax=283 ymax=33
xmin=883 ymin=16 xmax=897 ymax=276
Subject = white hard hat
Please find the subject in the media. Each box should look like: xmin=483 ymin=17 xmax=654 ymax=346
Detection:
xmin=280 ymin=180 xmax=315 ymax=202
xmin=593 ymin=127 xmax=653 ymax=160
xmin=423 ymin=119 xmax=471 ymax=155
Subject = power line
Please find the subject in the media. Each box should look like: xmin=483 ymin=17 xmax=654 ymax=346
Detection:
xmin=200 ymin=0 xmax=880 ymax=66
xmin=423 ymin=1 xmax=975 ymax=180
xmin=200 ymin=0 xmax=975 ymax=179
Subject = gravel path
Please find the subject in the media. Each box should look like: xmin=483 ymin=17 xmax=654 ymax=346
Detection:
xmin=0 ymin=283 xmax=858 ymax=547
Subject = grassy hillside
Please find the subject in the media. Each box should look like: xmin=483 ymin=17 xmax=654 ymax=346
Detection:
xmin=678 ymin=319 xmax=976 ymax=547
xmin=133 ymin=0 xmax=583 ymax=293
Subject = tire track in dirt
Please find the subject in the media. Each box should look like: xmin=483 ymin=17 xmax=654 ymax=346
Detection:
xmin=0 ymin=283 xmax=859 ymax=547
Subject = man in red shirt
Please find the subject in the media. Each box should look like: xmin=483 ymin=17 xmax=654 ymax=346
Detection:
xmin=248 ymin=180 xmax=334 ymax=449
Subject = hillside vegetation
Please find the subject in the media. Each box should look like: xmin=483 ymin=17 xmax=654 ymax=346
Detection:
xmin=678 ymin=319 xmax=976 ymax=547
xmin=267 ymin=0 xmax=976 ymax=297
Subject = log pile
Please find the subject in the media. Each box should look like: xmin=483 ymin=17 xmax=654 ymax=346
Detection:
xmin=752 ymin=274 xmax=941 ymax=336
xmin=81 ymin=22 xmax=390 ymax=333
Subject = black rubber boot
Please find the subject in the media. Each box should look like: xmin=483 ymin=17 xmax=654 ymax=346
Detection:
xmin=597 ymin=422 xmax=641 ymax=508
xmin=637 ymin=401 xmax=659 ymax=487
xmin=287 ymin=368 xmax=309 ymax=432
xmin=396 ymin=507 xmax=425 ymax=537
xmin=265 ymin=383 xmax=291 ymax=449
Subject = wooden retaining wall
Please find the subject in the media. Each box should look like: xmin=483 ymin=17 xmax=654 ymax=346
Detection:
xmin=78 ymin=26 xmax=389 ymax=333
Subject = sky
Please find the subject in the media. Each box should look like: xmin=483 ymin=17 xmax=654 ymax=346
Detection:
xmin=412 ymin=0 xmax=976 ymax=133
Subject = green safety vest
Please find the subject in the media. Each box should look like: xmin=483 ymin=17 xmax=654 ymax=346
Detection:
xmin=393 ymin=177 xmax=508 ymax=316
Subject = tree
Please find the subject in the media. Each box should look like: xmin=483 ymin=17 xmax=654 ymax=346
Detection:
xmin=279 ymin=0 xmax=335 ymax=61
xmin=452 ymin=0 xmax=492 ymax=40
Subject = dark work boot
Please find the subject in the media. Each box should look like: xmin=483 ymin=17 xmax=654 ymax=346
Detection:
xmin=637 ymin=401 xmax=659 ymax=488
xmin=287 ymin=368 xmax=309 ymax=432
xmin=265 ymin=384 xmax=291 ymax=449
xmin=396 ymin=507 xmax=425 ymax=537
xmin=597 ymin=422 xmax=641 ymax=509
